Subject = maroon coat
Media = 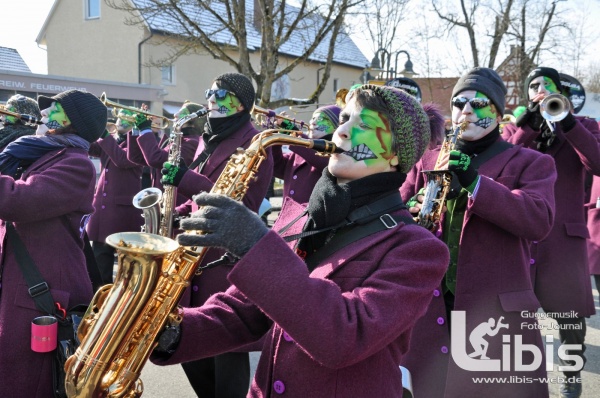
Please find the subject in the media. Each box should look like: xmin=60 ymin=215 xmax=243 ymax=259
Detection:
xmin=400 ymin=141 xmax=556 ymax=397
xmin=502 ymin=117 xmax=600 ymax=316
xmin=0 ymin=148 xmax=95 ymax=398
xmin=272 ymin=142 xmax=328 ymax=204
xmin=586 ymin=175 xmax=600 ymax=275
xmin=175 ymin=120 xmax=273 ymax=306
xmin=127 ymin=131 xmax=200 ymax=206
xmin=153 ymin=197 xmax=449 ymax=397
xmin=87 ymin=134 xmax=144 ymax=241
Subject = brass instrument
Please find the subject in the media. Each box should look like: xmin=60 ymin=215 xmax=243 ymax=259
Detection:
xmin=100 ymin=92 xmax=171 ymax=130
xmin=0 ymin=104 xmax=42 ymax=126
xmin=335 ymin=88 xmax=349 ymax=107
xmin=64 ymin=131 xmax=341 ymax=398
xmin=132 ymin=188 xmax=162 ymax=235
xmin=540 ymin=93 xmax=570 ymax=123
xmin=252 ymin=105 xmax=308 ymax=131
xmin=416 ymin=120 xmax=469 ymax=232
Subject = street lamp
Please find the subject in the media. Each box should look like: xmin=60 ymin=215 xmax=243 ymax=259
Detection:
xmin=371 ymin=48 xmax=391 ymax=80
xmin=394 ymin=50 xmax=417 ymax=78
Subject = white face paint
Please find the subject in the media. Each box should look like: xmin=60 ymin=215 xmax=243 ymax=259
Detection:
xmin=451 ymin=90 xmax=500 ymax=142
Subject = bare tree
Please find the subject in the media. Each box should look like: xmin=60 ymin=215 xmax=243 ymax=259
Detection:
xmin=105 ymin=0 xmax=361 ymax=108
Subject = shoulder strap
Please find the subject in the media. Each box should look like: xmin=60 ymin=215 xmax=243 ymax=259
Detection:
xmin=6 ymin=223 xmax=57 ymax=316
xmin=304 ymin=213 xmax=414 ymax=270
xmin=471 ymin=139 xmax=513 ymax=168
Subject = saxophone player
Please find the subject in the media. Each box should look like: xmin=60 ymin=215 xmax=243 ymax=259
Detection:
xmin=160 ymin=72 xmax=273 ymax=397
xmin=502 ymin=67 xmax=600 ymax=398
xmin=151 ymin=85 xmax=449 ymax=397
xmin=401 ymin=67 xmax=557 ymax=398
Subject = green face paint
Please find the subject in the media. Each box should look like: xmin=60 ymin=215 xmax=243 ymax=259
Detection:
xmin=311 ymin=112 xmax=336 ymax=135
xmin=4 ymin=106 xmax=18 ymax=124
xmin=345 ymin=108 xmax=393 ymax=167
xmin=175 ymin=106 xmax=191 ymax=119
xmin=44 ymin=102 xmax=71 ymax=130
xmin=215 ymin=93 xmax=242 ymax=116
xmin=473 ymin=91 xmax=496 ymax=120
xmin=543 ymin=76 xmax=559 ymax=94
xmin=117 ymin=109 xmax=134 ymax=129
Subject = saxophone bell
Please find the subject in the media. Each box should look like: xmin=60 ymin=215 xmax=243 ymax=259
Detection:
xmin=132 ymin=187 xmax=162 ymax=235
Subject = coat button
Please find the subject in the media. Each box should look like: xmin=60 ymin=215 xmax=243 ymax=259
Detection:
xmin=437 ymin=317 xmax=445 ymax=325
xmin=529 ymin=258 xmax=535 ymax=265
xmin=433 ymin=289 xmax=440 ymax=297
xmin=273 ymin=380 xmax=285 ymax=394
xmin=283 ymin=332 xmax=293 ymax=342
xmin=101 ymin=205 xmax=106 ymax=209
xmin=292 ymin=175 xmax=298 ymax=179
xmin=103 ymin=193 xmax=107 ymax=197
xmin=290 ymin=190 xmax=295 ymax=195
xmin=192 ymin=285 xmax=199 ymax=292
xmin=441 ymin=346 xmax=448 ymax=354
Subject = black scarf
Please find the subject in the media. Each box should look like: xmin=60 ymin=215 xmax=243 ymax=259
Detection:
xmin=297 ymin=169 xmax=407 ymax=256
xmin=535 ymin=121 xmax=556 ymax=153
xmin=190 ymin=112 xmax=251 ymax=171
xmin=454 ymin=125 xmax=500 ymax=156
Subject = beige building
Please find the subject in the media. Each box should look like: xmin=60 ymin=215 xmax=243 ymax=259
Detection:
xmin=35 ymin=0 xmax=369 ymax=121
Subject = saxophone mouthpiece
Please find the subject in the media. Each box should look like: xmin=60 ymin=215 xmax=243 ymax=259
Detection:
xmin=312 ymin=139 xmax=343 ymax=154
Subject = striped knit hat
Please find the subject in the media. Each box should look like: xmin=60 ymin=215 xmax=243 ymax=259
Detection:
xmin=314 ymin=104 xmax=341 ymax=129
xmin=357 ymin=84 xmax=432 ymax=173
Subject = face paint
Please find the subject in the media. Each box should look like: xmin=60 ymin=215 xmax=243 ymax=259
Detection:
xmin=451 ymin=90 xmax=499 ymax=141
xmin=329 ymin=97 xmax=398 ymax=184
xmin=175 ymin=106 xmax=191 ymax=120
xmin=309 ymin=112 xmax=336 ymax=139
xmin=116 ymin=109 xmax=134 ymax=131
xmin=3 ymin=106 xmax=18 ymax=124
xmin=528 ymin=76 xmax=559 ymax=100
xmin=207 ymin=82 xmax=243 ymax=118
xmin=36 ymin=102 xmax=71 ymax=136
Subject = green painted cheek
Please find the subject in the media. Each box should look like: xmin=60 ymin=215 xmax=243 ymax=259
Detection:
xmin=543 ymin=77 xmax=559 ymax=94
xmin=315 ymin=117 xmax=335 ymax=134
xmin=5 ymin=115 xmax=17 ymax=124
xmin=49 ymin=103 xmax=71 ymax=127
xmin=474 ymin=92 xmax=496 ymax=119
xmin=216 ymin=94 xmax=242 ymax=116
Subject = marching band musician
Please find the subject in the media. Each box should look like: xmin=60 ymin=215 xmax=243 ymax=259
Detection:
xmin=126 ymin=100 xmax=202 ymax=206
xmin=402 ymin=67 xmax=557 ymax=397
xmin=502 ymin=67 xmax=600 ymax=398
xmin=150 ymin=84 xmax=449 ymax=397
xmin=86 ymin=110 xmax=144 ymax=284
xmin=160 ymin=72 xmax=273 ymax=398
xmin=0 ymin=90 xmax=106 ymax=397
xmin=0 ymin=94 xmax=42 ymax=151
xmin=272 ymin=104 xmax=341 ymax=205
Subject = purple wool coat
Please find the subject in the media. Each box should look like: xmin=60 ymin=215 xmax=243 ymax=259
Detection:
xmin=586 ymin=175 xmax=600 ymax=275
xmin=127 ymin=131 xmax=200 ymax=206
xmin=153 ymin=197 xmax=450 ymax=397
xmin=400 ymin=141 xmax=556 ymax=398
xmin=502 ymin=117 xmax=600 ymax=316
xmin=0 ymin=148 xmax=96 ymax=398
xmin=87 ymin=134 xmax=144 ymax=241
xmin=272 ymin=142 xmax=329 ymax=204
xmin=175 ymin=120 xmax=273 ymax=307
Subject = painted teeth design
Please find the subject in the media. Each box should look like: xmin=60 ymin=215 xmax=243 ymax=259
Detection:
xmin=345 ymin=143 xmax=377 ymax=161
xmin=475 ymin=117 xmax=493 ymax=129
xmin=217 ymin=106 xmax=229 ymax=114
xmin=46 ymin=120 xmax=62 ymax=130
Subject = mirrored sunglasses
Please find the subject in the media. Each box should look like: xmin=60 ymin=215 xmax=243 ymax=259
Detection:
xmin=205 ymin=88 xmax=231 ymax=100
xmin=451 ymin=96 xmax=491 ymax=110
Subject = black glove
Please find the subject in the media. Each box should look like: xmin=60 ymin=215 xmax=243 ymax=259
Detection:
xmin=515 ymin=102 xmax=544 ymax=130
xmin=559 ymin=111 xmax=577 ymax=132
xmin=134 ymin=113 xmax=153 ymax=131
xmin=154 ymin=324 xmax=181 ymax=355
xmin=161 ymin=161 xmax=188 ymax=187
xmin=178 ymin=193 xmax=269 ymax=258
xmin=448 ymin=150 xmax=479 ymax=194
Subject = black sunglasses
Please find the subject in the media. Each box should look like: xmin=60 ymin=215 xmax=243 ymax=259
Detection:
xmin=205 ymin=88 xmax=232 ymax=100
xmin=451 ymin=96 xmax=491 ymax=110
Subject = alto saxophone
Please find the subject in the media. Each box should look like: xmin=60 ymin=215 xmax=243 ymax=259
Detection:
xmin=132 ymin=109 xmax=208 ymax=237
xmin=416 ymin=120 xmax=469 ymax=232
xmin=64 ymin=131 xmax=341 ymax=398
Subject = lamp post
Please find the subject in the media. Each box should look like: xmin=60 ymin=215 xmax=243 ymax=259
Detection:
xmin=394 ymin=50 xmax=417 ymax=78
xmin=371 ymin=48 xmax=391 ymax=80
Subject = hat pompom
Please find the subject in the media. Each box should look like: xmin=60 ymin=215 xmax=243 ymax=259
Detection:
xmin=422 ymin=102 xmax=445 ymax=149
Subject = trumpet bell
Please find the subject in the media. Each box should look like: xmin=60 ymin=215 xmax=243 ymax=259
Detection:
xmin=540 ymin=93 xmax=571 ymax=122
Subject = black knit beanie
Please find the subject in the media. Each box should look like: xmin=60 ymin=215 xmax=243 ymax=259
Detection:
xmin=7 ymin=94 xmax=42 ymax=120
xmin=523 ymin=67 xmax=563 ymax=97
xmin=452 ymin=67 xmax=507 ymax=115
xmin=214 ymin=73 xmax=256 ymax=112
xmin=38 ymin=90 xmax=107 ymax=142
xmin=385 ymin=77 xmax=422 ymax=102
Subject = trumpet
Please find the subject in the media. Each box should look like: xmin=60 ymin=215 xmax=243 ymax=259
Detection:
xmin=252 ymin=105 xmax=308 ymax=131
xmin=0 ymin=105 xmax=42 ymax=126
xmin=540 ymin=93 xmax=571 ymax=123
xmin=100 ymin=92 xmax=171 ymax=130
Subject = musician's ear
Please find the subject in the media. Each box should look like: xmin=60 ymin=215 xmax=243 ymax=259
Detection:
xmin=390 ymin=156 xmax=399 ymax=167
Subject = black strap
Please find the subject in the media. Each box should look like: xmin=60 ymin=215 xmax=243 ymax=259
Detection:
xmin=6 ymin=223 xmax=57 ymax=316
xmin=471 ymin=139 xmax=513 ymax=168
xmin=304 ymin=213 xmax=414 ymax=270
xmin=82 ymin=233 xmax=104 ymax=292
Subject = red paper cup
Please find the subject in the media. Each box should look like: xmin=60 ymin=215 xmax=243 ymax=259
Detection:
xmin=31 ymin=315 xmax=58 ymax=352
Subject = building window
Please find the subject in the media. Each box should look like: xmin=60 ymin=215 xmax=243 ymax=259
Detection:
xmin=333 ymin=78 xmax=339 ymax=93
xmin=161 ymin=65 xmax=174 ymax=84
xmin=86 ymin=0 xmax=100 ymax=19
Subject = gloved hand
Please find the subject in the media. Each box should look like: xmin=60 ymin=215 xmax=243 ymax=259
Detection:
xmin=559 ymin=111 xmax=577 ymax=132
xmin=448 ymin=150 xmax=479 ymax=194
xmin=161 ymin=161 xmax=188 ymax=187
xmin=178 ymin=193 xmax=269 ymax=258
xmin=515 ymin=101 xmax=544 ymax=130
xmin=134 ymin=113 xmax=153 ymax=132
xmin=406 ymin=187 xmax=426 ymax=214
